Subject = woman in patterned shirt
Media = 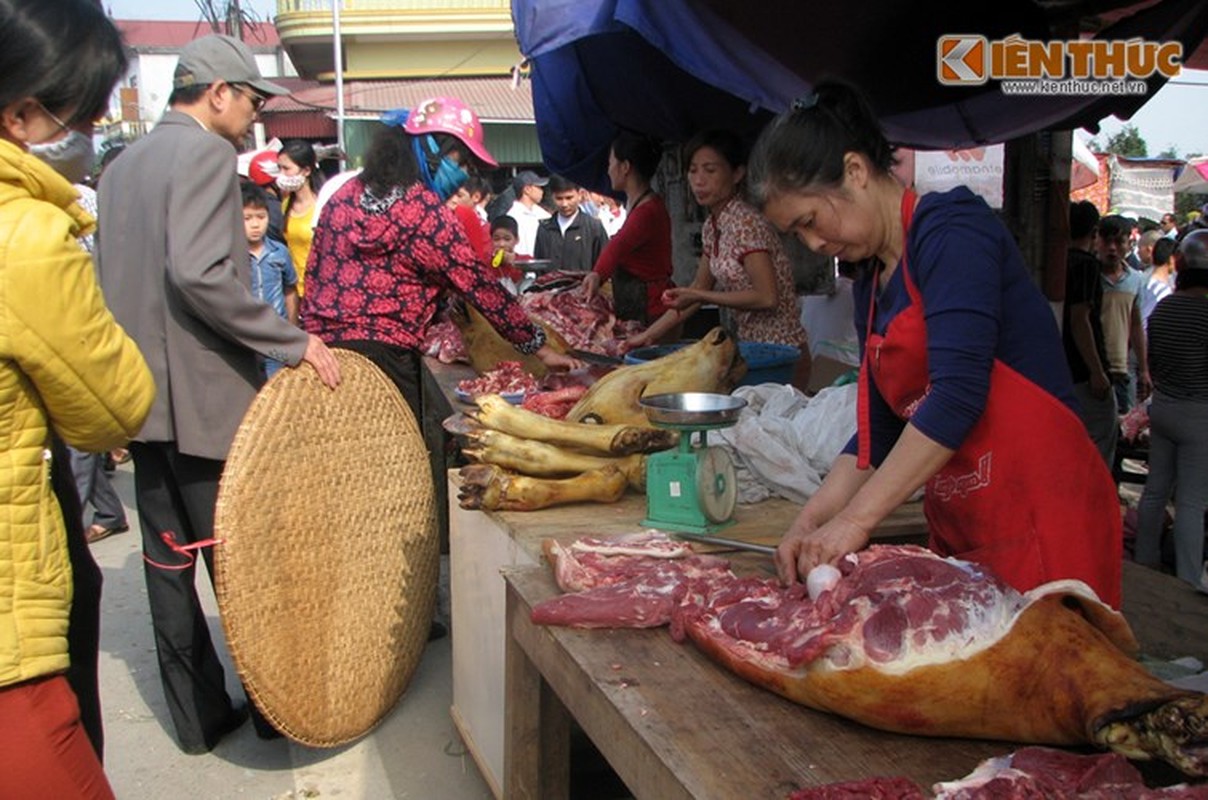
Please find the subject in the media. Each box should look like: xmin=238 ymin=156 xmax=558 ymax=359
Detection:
xmin=302 ymin=96 xmax=580 ymax=417
xmin=628 ymin=129 xmax=811 ymax=391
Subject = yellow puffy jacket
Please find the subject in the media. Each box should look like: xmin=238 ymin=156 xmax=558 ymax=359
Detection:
xmin=0 ymin=139 xmax=154 ymax=688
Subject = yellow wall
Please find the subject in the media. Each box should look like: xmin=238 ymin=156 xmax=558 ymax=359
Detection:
xmin=344 ymin=39 xmax=520 ymax=78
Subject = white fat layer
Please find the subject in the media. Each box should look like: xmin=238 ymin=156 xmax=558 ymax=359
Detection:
xmin=812 ymin=588 xmax=1027 ymax=676
xmin=932 ymin=756 xmax=1016 ymax=796
xmin=573 ymin=544 xmax=691 ymax=558
xmin=571 ymin=533 xmax=691 ymax=559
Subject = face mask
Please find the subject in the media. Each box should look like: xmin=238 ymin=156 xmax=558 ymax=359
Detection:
xmin=431 ymin=156 xmax=468 ymax=202
xmin=276 ymin=173 xmax=306 ymax=193
xmin=29 ymin=129 xmax=94 ymax=185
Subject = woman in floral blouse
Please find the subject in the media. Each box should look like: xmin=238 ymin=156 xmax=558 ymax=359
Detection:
xmin=302 ymin=96 xmax=579 ymax=415
xmin=628 ymin=129 xmax=811 ymax=391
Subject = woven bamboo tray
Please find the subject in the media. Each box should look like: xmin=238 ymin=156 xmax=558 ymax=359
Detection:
xmin=214 ymin=350 xmax=437 ymax=747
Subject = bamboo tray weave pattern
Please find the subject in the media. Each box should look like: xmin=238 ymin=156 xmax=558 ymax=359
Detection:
xmin=214 ymin=350 xmax=437 ymax=747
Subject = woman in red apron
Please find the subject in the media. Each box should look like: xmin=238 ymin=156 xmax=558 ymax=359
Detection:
xmin=749 ymin=82 xmax=1122 ymax=607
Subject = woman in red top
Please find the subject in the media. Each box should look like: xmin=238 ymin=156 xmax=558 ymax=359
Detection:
xmin=582 ymin=132 xmax=674 ymax=325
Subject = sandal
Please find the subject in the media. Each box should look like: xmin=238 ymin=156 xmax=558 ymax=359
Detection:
xmin=86 ymin=523 xmax=129 ymax=544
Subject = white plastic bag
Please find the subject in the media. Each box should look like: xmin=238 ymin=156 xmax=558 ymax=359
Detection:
xmin=714 ymin=383 xmax=857 ymax=504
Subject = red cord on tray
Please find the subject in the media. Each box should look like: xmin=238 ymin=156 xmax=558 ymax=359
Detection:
xmin=143 ymin=530 xmax=224 ymax=571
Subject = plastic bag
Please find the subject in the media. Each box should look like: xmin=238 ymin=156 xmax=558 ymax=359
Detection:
xmin=714 ymin=383 xmax=857 ymax=504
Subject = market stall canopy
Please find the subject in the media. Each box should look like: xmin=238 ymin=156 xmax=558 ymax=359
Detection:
xmin=513 ymin=0 xmax=1208 ymax=188
xmin=1072 ymin=136 xmax=1101 ymax=192
xmin=1173 ymin=156 xmax=1208 ymax=194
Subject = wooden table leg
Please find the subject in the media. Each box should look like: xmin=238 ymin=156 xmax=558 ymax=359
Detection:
xmin=505 ymin=579 xmax=570 ymax=800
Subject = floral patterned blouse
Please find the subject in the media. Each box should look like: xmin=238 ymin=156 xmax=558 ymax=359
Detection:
xmin=701 ymin=196 xmax=807 ymax=348
xmin=302 ymin=180 xmax=544 ymax=353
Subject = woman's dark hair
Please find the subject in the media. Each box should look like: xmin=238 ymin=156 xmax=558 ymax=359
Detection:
xmin=611 ymin=131 xmax=663 ymax=183
xmin=0 ymin=0 xmax=128 ymax=126
xmin=748 ymin=80 xmax=896 ymax=208
xmin=361 ymin=125 xmax=420 ymax=196
xmin=280 ymin=140 xmax=323 ymax=231
xmin=280 ymin=139 xmax=324 ymax=194
xmin=682 ymin=129 xmax=747 ymax=171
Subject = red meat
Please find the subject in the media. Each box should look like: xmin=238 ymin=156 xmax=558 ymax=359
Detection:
xmin=933 ymin=747 xmax=1208 ymax=798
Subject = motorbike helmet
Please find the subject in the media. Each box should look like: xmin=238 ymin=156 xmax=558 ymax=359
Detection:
xmin=400 ymin=96 xmax=497 ymax=168
xmin=247 ymin=149 xmax=280 ymax=187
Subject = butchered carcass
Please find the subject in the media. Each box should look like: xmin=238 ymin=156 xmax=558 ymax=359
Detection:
xmin=674 ymin=545 xmax=1208 ymax=777
xmin=564 ymin=327 xmax=742 ymax=427
xmin=533 ymin=536 xmax=1208 ymax=778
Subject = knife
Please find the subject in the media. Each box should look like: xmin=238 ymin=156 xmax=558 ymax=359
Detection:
xmin=677 ymin=533 xmax=776 ymax=555
xmin=569 ymin=349 xmax=624 ymax=366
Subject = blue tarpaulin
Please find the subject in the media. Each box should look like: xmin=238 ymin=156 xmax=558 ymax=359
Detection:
xmin=512 ymin=0 xmax=1208 ymax=188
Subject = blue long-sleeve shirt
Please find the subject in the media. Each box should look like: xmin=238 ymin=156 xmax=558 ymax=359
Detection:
xmin=249 ymin=237 xmax=297 ymax=320
xmin=843 ymin=187 xmax=1076 ymax=466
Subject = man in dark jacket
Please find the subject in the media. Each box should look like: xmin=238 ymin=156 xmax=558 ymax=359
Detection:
xmin=533 ymin=174 xmax=609 ymax=271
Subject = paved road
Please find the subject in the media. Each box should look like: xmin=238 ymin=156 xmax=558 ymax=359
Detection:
xmin=90 ymin=463 xmax=493 ymax=799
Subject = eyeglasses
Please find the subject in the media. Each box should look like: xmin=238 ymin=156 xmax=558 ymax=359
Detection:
xmin=230 ymin=83 xmax=268 ymax=113
xmin=38 ymin=102 xmax=72 ymax=133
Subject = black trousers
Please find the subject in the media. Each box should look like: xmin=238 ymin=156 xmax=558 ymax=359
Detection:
xmin=50 ymin=436 xmax=105 ymax=760
xmin=128 ymin=441 xmax=237 ymax=753
xmin=331 ymin=339 xmax=423 ymax=421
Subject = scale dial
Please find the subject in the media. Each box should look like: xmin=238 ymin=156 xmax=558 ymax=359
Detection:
xmin=695 ymin=446 xmax=737 ymax=523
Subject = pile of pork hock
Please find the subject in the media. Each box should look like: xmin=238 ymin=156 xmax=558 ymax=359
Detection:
xmin=447 ymin=328 xmax=743 ymax=511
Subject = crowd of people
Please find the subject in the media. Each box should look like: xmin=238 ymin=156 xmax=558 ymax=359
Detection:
xmin=3 ymin=0 xmax=1207 ymax=796
xmin=1062 ymin=200 xmax=1208 ymax=591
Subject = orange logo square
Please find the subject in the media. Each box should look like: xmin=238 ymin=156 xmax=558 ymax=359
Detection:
xmin=938 ymin=35 xmax=987 ymax=85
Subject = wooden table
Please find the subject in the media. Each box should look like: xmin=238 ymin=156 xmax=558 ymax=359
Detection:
xmin=449 ymin=475 xmax=928 ymax=798
xmin=502 ymin=560 xmax=1208 ymax=799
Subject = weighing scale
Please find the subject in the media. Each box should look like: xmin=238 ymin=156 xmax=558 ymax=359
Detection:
xmin=639 ymin=393 xmax=747 ymax=534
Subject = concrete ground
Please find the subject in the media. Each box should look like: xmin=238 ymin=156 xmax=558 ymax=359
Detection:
xmin=91 ymin=463 xmax=494 ymax=800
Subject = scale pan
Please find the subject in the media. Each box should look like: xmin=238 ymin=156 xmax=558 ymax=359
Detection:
xmin=639 ymin=392 xmax=747 ymax=426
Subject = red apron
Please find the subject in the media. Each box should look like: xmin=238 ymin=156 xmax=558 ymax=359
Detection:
xmin=857 ymin=191 xmax=1122 ymax=607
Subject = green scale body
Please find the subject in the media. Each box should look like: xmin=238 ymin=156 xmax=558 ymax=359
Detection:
xmin=641 ymin=424 xmax=738 ymax=535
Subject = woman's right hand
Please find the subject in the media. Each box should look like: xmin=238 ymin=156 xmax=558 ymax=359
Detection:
xmin=661 ymin=287 xmax=696 ymax=311
xmin=775 ymin=509 xmax=868 ymax=586
xmin=580 ymin=271 xmax=601 ymax=299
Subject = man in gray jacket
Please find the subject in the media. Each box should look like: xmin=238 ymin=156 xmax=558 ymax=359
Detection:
xmin=97 ymin=34 xmax=340 ymax=754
